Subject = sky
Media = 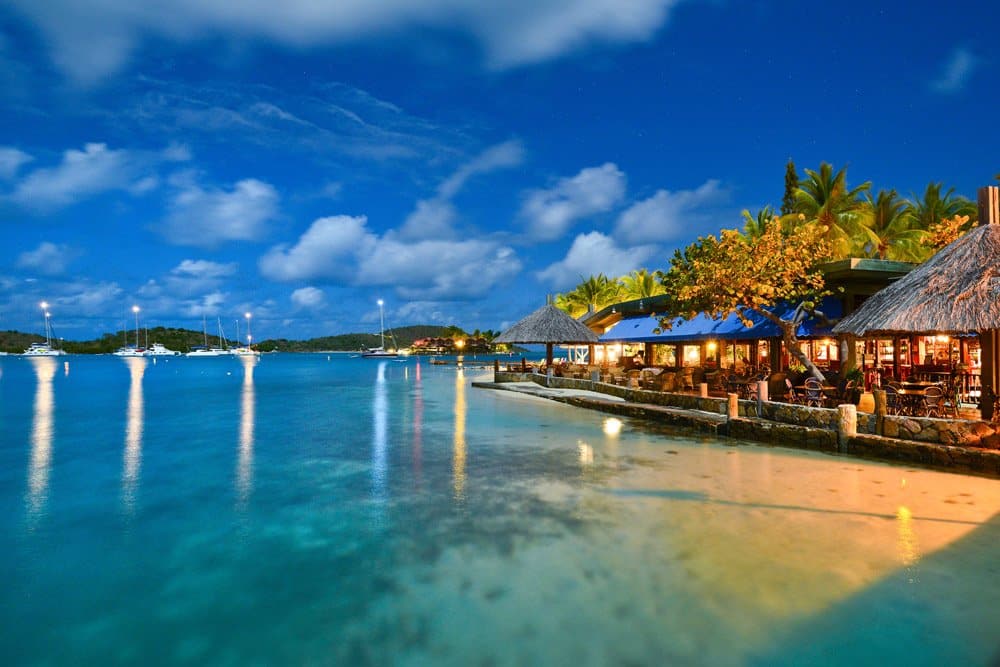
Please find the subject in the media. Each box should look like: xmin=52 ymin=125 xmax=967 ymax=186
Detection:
xmin=1 ymin=0 xmax=998 ymax=341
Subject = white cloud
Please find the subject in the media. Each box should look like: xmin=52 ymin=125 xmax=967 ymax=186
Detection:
xmin=16 ymin=242 xmax=80 ymax=275
xmin=8 ymin=143 xmax=144 ymax=209
xmin=261 ymin=213 xmax=522 ymax=299
xmin=521 ymin=163 xmax=626 ymax=241
xmin=614 ymin=180 xmax=728 ymax=244
xmin=398 ymin=139 xmax=523 ymax=240
xmin=437 ymin=139 xmax=524 ymax=199
xmin=172 ymin=259 xmax=238 ymax=279
xmin=358 ymin=239 xmax=521 ymax=300
xmin=163 ymin=177 xmax=279 ymax=247
xmin=930 ymin=47 xmax=979 ymax=94
xmin=9 ymin=1 xmax=680 ymax=84
xmin=259 ymin=215 xmax=375 ymax=282
xmin=399 ymin=199 xmax=458 ymax=240
xmin=0 ymin=147 xmax=32 ymax=179
xmin=537 ymin=231 xmax=656 ymax=288
xmin=291 ymin=286 xmax=325 ymax=308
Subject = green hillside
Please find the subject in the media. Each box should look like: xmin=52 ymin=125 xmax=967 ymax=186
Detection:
xmin=258 ymin=325 xmax=454 ymax=352
xmin=0 ymin=325 xmax=463 ymax=354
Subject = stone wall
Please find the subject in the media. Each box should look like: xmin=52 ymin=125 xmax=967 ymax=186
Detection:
xmin=495 ymin=371 xmax=1000 ymax=450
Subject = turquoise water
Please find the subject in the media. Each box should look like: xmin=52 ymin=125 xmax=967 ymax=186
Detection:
xmin=3 ymin=354 xmax=1000 ymax=666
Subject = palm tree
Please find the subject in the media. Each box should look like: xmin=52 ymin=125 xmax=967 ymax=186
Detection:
xmin=908 ymin=182 xmax=976 ymax=230
xmin=619 ymin=269 xmax=665 ymax=300
xmin=794 ymin=162 xmax=872 ymax=258
xmin=561 ymin=274 xmax=621 ymax=315
xmin=858 ymin=189 xmax=928 ymax=261
xmin=740 ymin=206 xmax=775 ymax=239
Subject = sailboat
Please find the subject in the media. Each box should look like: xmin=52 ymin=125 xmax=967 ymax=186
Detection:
xmin=115 ymin=305 xmax=147 ymax=356
xmin=229 ymin=312 xmax=260 ymax=356
xmin=361 ymin=299 xmax=399 ymax=358
xmin=23 ymin=301 xmax=66 ymax=356
xmin=186 ymin=315 xmax=227 ymax=357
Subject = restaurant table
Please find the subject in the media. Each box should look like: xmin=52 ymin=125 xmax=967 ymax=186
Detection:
xmin=892 ymin=387 xmax=929 ymax=416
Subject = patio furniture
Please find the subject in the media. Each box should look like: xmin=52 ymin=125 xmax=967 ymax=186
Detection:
xmin=802 ymin=377 xmax=826 ymax=408
xmin=921 ymin=385 xmax=944 ymax=418
xmin=784 ymin=378 xmax=800 ymax=404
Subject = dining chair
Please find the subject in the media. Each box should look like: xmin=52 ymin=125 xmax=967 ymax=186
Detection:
xmin=922 ymin=385 xmax=944 ymax=418
xmin=884 ymin=385 xmax=902 ymax=416
xmin=803 ymin=377 xmax=825 ymax=408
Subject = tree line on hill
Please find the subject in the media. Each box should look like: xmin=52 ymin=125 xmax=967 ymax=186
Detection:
xmin=0 ymin=324 xmax=495 ymax=354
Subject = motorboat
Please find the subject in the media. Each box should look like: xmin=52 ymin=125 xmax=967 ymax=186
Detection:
xmin=147 ymin=343 xmax=181 ymax=356
xmin=114 ymin=345 xmax=147 ymax=357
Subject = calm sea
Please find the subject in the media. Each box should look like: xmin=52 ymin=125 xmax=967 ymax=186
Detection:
xmin=2 ymin=353 xmax=999 ymax=666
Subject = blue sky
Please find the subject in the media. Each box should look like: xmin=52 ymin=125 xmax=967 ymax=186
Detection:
xmin=1 ymin=0 xmax=997 ymax=341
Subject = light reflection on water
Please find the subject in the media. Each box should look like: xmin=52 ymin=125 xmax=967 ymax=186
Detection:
xmin=372 ymin=360 xmax=387 ymax=504
xmin=121 ymin=356 xmax=146 ymax=513
xmin=236 ymin=355 xmax=256 ymax=508
xmin=452 ymin=368 xmax=466 ymax=501
xmin=25 ymin=356 xmax=57 ymax=524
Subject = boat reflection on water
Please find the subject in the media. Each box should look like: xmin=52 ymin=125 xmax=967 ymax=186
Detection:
xmin=121 ymin=356 xmax=147 ymax=513
xmin=26 ymin=356 xmax=57 ymax=524
xmin=236 ymin=355 xmax=256 ymax=508
xmin=453 ymin=368 xmax=466 ymax=502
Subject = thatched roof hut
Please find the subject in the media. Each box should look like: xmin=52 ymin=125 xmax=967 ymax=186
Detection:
xmin=495 ymin=304 xmax=598 ymax=364
xmin=834 ymin=185 xmax=1000 ymax=418
xmin=832 ymin=222 xmax=1000 ymax=336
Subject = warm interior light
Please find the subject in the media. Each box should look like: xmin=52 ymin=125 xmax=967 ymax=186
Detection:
xmin=455 ymin=339 xmax=465 ymax=349
xmin=707 ymin=341 xmax=717 ymax=352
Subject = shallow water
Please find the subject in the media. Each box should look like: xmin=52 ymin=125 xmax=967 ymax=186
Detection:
xmin=2 ymin=354 xmax=999 ymax=666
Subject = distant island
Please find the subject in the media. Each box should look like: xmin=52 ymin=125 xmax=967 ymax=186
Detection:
xmin=0 ymin=325 xmax=505 ymax=355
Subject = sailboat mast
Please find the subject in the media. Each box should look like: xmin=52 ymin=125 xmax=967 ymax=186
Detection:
xmin=378 ymin=299 xmax=385 ymax=349
xmin=203 ymin=315 xmax=208 ymax=347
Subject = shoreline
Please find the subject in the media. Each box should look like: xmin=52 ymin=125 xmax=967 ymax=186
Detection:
xmin=474 ymin=377 xmax=1000 ymax=479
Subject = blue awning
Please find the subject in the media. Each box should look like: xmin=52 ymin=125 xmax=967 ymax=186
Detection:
xmin=599 ymin=297 xmax=842 ymax=343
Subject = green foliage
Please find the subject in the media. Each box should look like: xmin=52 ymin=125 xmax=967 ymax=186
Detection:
xmin=553 ymin=274 xmax=621 ymax=317
xmin=618 ymin=269 xmax=666 ymax=300
xmin=781 ymin=159 xmax=798 ymax=216
xmin=794 ymin=162 xmax=872 ymax=259
xmin=659 ymin=220 xmax=834 ymax=380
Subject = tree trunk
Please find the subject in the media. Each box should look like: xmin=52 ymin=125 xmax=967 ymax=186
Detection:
xmin=758 ymin=308 xmax=826 ymax=382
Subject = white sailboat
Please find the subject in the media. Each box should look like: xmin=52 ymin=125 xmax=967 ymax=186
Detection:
xmin=361 ymin=299 xmax=399 ymax=358
xmin=23 ymin=301 xmax=66 ymax=356
xmin=186 ymin=315 xmax=227 ymax=357
xmin=229 ymin=312 xmax=259 ymax=356
xmin=114 ymin=305 xmax=147 ymax=356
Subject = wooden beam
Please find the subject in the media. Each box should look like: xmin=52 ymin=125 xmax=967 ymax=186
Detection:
xmin=979 ymin=186 xmax=999 ymax=226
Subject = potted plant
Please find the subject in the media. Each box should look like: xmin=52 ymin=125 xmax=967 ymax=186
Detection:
xmin=844 ymin=367 xmax=864 ymax=404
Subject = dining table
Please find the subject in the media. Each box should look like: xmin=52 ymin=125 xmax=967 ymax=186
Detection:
xmin=891 ymin=387 xmax=929 ymax=416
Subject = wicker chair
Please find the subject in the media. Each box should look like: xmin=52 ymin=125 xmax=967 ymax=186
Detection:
xmin=803 ymin=377 xmax=825 ymax=408
xmin=784 ymin=378 xmax=800 ymax=404
xmin=922 ymin=385 xmax=944 ymax=418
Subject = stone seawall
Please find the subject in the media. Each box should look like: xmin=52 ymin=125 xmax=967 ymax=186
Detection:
xmin=493 ymin=371 xmax=1000 ymax=451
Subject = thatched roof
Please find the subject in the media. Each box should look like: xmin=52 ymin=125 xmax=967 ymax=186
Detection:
xmin=494 ymin=304 xmax=599 ymax=344
xmin=833 ymin=223 xmax=1000 ymax=336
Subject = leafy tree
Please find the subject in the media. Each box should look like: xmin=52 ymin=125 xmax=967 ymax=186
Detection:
xmin=858 ymin=189 xmax=927 ymax=261
xmin=781 ymin=159 xmax=798 ymax=215
xmin=618 ymin=269 xmax=665 ymax=300
xmin=658 ymin=218 xmax=834 ymax=381
xmin=922 ymin=214 xmax=976 ymax=251
xmin=794 ymin=162 xmax=872 ymax=259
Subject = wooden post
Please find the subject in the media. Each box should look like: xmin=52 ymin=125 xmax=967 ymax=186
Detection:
xmin=978 ymin=187 xmax=1000 ymax=420
xmin=727 ymin=393 xmax=739 ymax=420
xmin=873 ymin=389 xmax=887 ymax=436
xmin=980 ymin=330 xmax=998 ymax=421
xmin=699 ymin=382 xmax=708 ymax=398
xmin=978 ymin=186 xmax=999 ymax=228
xmin=837 ymin=404 xmax=857 ymax=451
xmin=546 ymin=342 xmax=554 ymax=366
